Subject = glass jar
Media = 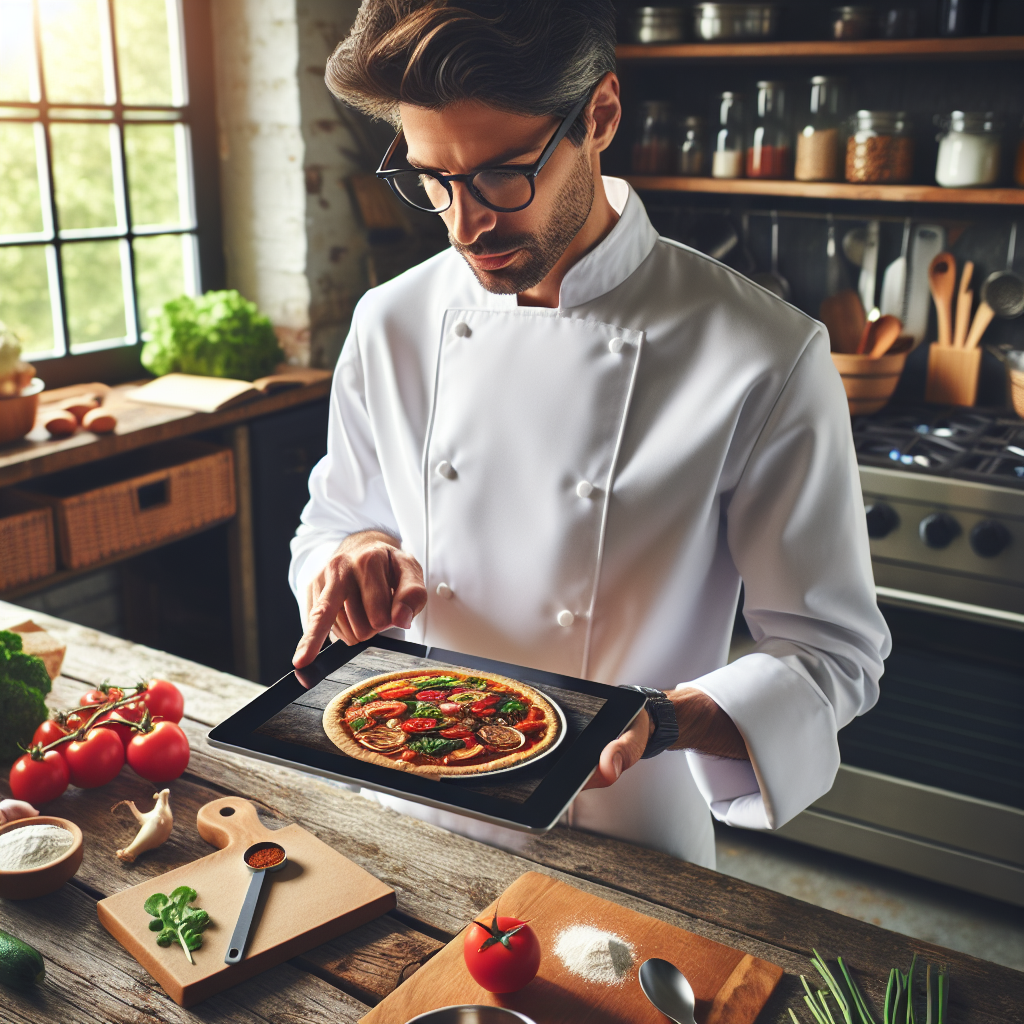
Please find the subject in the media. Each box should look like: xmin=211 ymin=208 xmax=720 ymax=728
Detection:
xmin=677 ymin=116 xmax=706 ymax=176
xmin=712 ymin=91 xmax=744 ymax=179
xmin=832 ymin=6 xmax=873 ymax=39
xmin=935 ymin=111 xmax=1002 ymax=187
xmin=845 ymin=110 xmax=913 ymax=184
xmin=795 ymin=76 xmax=846 ymax=182
xmin=747 ymin=80 xmax=790 ymax=179
xmin=631 ymin=101 xmax=674 ymax=175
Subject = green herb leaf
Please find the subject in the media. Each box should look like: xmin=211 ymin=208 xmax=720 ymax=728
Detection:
xmin=406 ymin=736 xmax=465 ymax=757
xmin=144 ymin=886 xmax=211 ymax=964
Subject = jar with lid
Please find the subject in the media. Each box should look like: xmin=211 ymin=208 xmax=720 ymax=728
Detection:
xmin=832 ymin=6 xmax=873 ymax=39
xmin=677 ymin=116 xmax=706 ymax=176
xmin=632 ymin=101 xmax=674 ymax=175
xmin=845 ymin=110 xmax=913 ymax=183
xmin=935 ymin=111 xmax=1002 ymax=187
xmin=747 ymin=81 xmax=790 ymax=179
xmin=712 ymin=91 xmax=744 ymax=179
xmin=795 ymin=76 xmax=846 ymax=181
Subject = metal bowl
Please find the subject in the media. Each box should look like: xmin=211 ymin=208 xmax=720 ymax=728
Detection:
xmin=630 ymin=6 xmax=686 ymax=44
xmin=405 ymin=1009 xmax=537 ymax=1024
xmin=691 ymin=3 xmax=780 ymax=40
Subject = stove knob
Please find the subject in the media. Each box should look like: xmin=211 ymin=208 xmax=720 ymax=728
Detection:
xmin=970 ymin=519 xmax=1012 ymax=558
xmin=919 ymin=512 xmax=961 ymax=549
xmin=865 ymin=502 xmax=899 ymax=539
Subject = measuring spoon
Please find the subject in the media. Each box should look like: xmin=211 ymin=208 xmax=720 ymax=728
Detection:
xmin=928 ymin=253 xmax=957 ymax=347
xmin=224 ymin=842 xmax=288 ymax=964
xmin=981 ymin=222 xmax=1024 ymax=320
xmin=639 ymin=958 xmax=697 ymax=1024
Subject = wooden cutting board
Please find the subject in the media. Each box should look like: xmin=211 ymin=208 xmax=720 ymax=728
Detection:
xmin=362 ymin=872 xmax=783 ymax=1024
xmin=97 ymin=797 xmax=395 ymax=1007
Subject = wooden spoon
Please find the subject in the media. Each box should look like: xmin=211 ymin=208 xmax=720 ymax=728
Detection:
xmin=820 ymin=289 xmax=865 ymax=354
xmin=954 ymin=260 xmax=974 ymax=348
xmin=868 ymin=315 xmax=903 ymax=359
xmin=964 ymin=301 xmax=995 ymax=350
xmin=928 ymin=252 xmax=957 ymax=347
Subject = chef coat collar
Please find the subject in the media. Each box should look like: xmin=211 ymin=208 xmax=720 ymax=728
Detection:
xmin=456 ymin=177 xmax=658 ymax=313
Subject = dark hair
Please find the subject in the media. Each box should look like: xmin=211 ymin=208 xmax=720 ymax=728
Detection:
xmin=325 ymin=0 xmax=616 ymax=145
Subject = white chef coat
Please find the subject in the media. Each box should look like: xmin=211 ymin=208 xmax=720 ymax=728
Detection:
xmin=289 ymin=177 xmax=891 ymax=869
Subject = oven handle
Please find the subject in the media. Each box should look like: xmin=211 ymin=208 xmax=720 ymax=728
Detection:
xmin=876 ymin=586 xmax=1024 ymax=631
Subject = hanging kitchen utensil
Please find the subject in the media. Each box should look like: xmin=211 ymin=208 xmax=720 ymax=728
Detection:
xmin=880 ymin=218 xmax=912 ymax=318
xmin=820 ymin=214 xmax=865 ymax=354
xmin=858 ymin=220 xmax=881 ymax=319
xmin=981 ymin=222 xmax=1024 ymax=320
xmin=737 ymin=212 xmax=758 ymax=276
xmin=842 ymin=225 xmax=867 ymax=267
xmin=750 ymin=210 xmax=791 ymax=300
xmin=824 ymin=214 xmax=849 ymax=297
xmin=953 ymin=260 xmax=974 ymax=348
xmin=964 ymin=301 xmax=995 ymax=350
xmin=928 ymin=252 xmax=957 ymax=347
xmin=904 ymin=225 xmax=946 ymax=345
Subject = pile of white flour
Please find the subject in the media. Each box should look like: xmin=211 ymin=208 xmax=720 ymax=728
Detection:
xmin=553 ymin=924 xmax=635 ymax=985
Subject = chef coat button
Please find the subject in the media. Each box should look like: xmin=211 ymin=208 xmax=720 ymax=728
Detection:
xmin=608 ymin=336 xmax=624 ymax=354
xmin=576 ymin=480 xmax=594 ymax=499
xmin=436 ymin=582 xmax=454 ymax=600
xmin=452 ymin=321 xmax=472 ymax=338
xmin=436 ymin=460 xmax=456 ymax=479
xmin=557 ymin=610 xmax=575 ymax=628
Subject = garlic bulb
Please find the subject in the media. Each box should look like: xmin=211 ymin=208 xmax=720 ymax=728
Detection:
xmin=112 ymin=789 xmax=173 ymax=863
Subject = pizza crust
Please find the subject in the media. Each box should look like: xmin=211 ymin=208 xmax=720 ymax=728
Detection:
xmin=322 ymin=668 xmax=561 ymax=777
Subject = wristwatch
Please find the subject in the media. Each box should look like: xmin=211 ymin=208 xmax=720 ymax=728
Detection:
xmin=625 ymin=686 xmax=679 ymax=760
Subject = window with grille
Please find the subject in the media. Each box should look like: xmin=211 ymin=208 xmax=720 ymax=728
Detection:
xmin=0 ymin=0 xmax=220 ymax=381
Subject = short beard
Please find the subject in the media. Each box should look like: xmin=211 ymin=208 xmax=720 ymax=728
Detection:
xmin=450 ymin=147 xmax=595 ymax=296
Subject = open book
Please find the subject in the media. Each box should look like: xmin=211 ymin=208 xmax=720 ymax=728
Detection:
xmin=127 ymin=368 xmax=332 ymax=413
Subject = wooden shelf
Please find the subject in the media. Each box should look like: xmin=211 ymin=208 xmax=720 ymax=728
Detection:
xmin=616 ymin=36 xmax=1024 ymax=62
xmin=626 ymin=176 xmax=1024 ymax=205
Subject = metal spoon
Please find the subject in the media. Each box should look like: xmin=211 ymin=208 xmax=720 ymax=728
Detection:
xmin=224 ymin=842 xmax=288 ymax=964
xmin=981 ymin=222 xmax=1024 ymax=320
xmin=639 ymin=958 xmax=697 ymax=1024
xmin=751 ymin=211 xmax=791 ymax=301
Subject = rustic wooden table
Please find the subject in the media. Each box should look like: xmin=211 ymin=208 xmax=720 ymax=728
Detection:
xmin=1 ymin=599 xmax=1020 ymax=1023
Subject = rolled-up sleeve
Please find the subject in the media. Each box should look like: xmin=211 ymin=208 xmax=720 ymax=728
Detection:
xmin=288 ymin=313 xmax=401 ymax=623
xmin=683 ymin=328 xmax=891 ymax=829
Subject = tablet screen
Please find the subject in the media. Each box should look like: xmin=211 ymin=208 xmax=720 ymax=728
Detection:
xmin=208 ymin=636 xmax=646 ymax=832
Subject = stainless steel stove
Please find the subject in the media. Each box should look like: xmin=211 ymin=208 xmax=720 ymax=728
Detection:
xmin=773 ymin=406 xmax=1024 ymax=907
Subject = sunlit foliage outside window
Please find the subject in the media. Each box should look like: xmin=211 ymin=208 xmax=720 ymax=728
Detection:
xmin=0 ymin=0 xmax=198 ymax=360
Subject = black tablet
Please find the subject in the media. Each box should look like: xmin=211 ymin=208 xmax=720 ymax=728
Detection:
xmin=207 ymin=635 xmax=646 ymax=833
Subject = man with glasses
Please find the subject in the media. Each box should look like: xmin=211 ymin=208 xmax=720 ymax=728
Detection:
xmin=290 ymin=0 xmax=889 ymax=868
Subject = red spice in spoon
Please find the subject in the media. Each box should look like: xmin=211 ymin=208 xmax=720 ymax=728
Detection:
xmin=246 ymin=846 xmax=285 ymax=870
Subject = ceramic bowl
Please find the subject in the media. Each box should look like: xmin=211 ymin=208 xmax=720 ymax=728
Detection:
xmin=0 ymin=377 xmax=44 ymax=446
xmin=405 ymin=1008 xmax=538 ymax=1024
xmin=0 ymin=816 xmax=84 ymax=900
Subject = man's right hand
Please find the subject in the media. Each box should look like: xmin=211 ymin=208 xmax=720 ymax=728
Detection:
xmin=292 ymin=531 xmax=428 ymax=668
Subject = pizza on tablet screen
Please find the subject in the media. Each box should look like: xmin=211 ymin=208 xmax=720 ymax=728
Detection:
xmin=322 ymin=669 xmax=564 ymax=777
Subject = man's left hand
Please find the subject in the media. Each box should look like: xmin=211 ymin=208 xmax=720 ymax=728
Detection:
xmin=583 ymin=708 xmax=651 ymax=789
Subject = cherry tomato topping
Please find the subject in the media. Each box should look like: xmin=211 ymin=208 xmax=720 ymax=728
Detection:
xmin=401 ymin=718 xmax=440 ymax=733
xmin=470 ymin=696 xmax=501 ymax=713
xmin=399 ymin=749 xmax=418 ymax=762
xmin=414 ymin=689 xmax=448 ymax=702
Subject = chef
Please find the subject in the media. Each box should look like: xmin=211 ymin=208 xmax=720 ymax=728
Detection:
xmin=289 ymin=0 xmax=890 ymax=868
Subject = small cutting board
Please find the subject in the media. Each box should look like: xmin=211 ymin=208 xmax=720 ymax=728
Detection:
xmin=97 ymin=797 xmax=395 ymax=1007
xmin=362 ymin=872 xmax=782 ymax=1024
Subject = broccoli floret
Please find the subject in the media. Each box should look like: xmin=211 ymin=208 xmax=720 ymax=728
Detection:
xmin=0 ymin=631 xmax=51 ymax=762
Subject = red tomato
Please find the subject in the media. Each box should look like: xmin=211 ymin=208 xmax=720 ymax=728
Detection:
xmin=439 ymin=724 xmax=474 ymax=738
xmin=470 ymin=695 xmax=501 ymax=714
xmin=65 ymin=727 xmax=125 ymax=788
xmin=399 ymin=749 xmax=418 ymax=762
xmin=95 ymin=699 xmax=147 ymax=750
xmin=376 ymin=685 xmax=416 ymax=699
xmin=10 ymin=749 xmax=70 ymax=803
xmin=80 ymin=686 xmax=123 ymax=707
xmin=139 ymin=679 xmax=184 ymax=723
xmin=31 ymin=719 xmax=68 ymax=753
xmin=463 ymin=915 xmax=541 ymax=993
xmin=401 ymin=718 xmax=440 ymax=733
xmin=414 ymin=689 xmax=448 ymax=701
xmin=126 ymin=720 xmax=190 ymax=783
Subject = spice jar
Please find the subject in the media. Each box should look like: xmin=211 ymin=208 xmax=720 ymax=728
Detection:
xmin=677 ymin=116 xmax=706 ymax=176
xmin=795 ymin=76 xmax=846 ymax=182
xmin=712 ymin=91 xmax=744 ymax=179
xmin=832 ymin=6 xmax=873 ymax=39
xmin=747 ymin=81 xmax=789 ymax=179
xmin=845 ymin=110 xmax=913 ymax=184
xmin=632 ymin=101 xmax=674 ymax=175
xmin=935 ymin=111 xmax=1002 ymax=188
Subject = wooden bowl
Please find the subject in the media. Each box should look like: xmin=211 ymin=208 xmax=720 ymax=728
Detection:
xmin=831 ymin=342 xmax=911 ymax=416
xmin=0 ymin=377 xmax=44 ymax=445
xmin=0 ymin=816 xmax=84 ymax=900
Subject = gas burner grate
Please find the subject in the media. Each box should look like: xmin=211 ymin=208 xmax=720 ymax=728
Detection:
xmin=852 ymin=407 xmax=1024 ymax=490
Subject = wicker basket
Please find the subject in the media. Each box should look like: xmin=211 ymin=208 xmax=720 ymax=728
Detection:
xmin=0 ymin=491 xmax=56 ymax=590
xmin=16 ymin=439 xmax=236 ymax=570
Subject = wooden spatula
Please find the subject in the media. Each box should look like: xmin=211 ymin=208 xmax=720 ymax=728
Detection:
xmin=929 ymin=253 xmax=957 ymax=347
xmin=954 ymin=260 xmax=974 ymax=348
xmin=868 ymin=315 xmax=903 ymax=359
xmin=964 ymin=301 xmax=995 ymax=350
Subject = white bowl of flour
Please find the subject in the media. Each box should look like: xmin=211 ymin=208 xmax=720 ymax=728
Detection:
xmin=0 ymin=816 xmax=83 ymax=900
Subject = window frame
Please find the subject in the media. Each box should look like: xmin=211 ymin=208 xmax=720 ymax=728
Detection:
xmin=0 ymin=0 xmax=223 ymax=388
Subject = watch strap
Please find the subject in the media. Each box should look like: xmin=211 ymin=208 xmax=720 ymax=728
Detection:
xmin=626 ymin=685 xmax=679 ymax=760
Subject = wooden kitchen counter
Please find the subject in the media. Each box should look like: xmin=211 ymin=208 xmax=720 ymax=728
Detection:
xmin=1 ymin=598 xmax=1020 ymax=1023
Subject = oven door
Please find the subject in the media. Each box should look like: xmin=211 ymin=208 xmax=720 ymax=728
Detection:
xmin=775 ymin=588 xmax=1024 ymax=906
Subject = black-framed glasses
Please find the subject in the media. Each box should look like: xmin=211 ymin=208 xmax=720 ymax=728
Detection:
xmin=375 ymin=88 xmax=592 ymax=214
